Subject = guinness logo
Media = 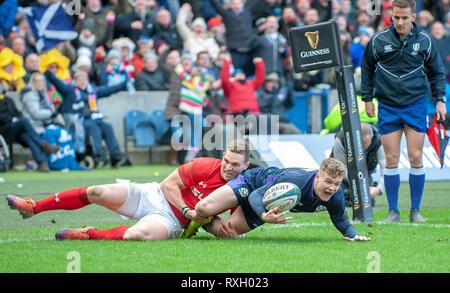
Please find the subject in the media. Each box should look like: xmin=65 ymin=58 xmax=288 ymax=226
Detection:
xmin=305 ymin=31 xmax=320 ymax=49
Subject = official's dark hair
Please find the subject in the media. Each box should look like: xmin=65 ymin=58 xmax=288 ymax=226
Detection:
xmin=392 ymin=0 xmax=416 ymax=12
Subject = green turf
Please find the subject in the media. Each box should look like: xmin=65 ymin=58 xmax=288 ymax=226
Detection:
xmin=0 ymin=166 xmax=449 ymax=272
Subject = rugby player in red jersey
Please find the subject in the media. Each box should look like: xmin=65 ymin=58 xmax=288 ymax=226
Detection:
xmin=6 ymin=139 xmax=249 ymax=241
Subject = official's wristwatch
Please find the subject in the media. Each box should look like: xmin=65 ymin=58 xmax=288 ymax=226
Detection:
xmin=436 ymin=96 xmax=447 ymax=103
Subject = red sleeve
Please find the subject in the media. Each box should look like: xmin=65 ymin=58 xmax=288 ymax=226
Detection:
xmin=252 ymin=60 xmax=266 ymax=90
xmin=221 ymin=59 xmax=232 ymax=94
xmin=178 ymin=158 xmax=221 ymax=187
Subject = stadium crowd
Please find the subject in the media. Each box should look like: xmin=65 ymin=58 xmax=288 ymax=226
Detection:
xmin=0 ymin=0 xmax=449 ymax=172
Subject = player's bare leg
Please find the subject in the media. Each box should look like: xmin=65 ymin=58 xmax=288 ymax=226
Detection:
xmin=381 ymin=129 xmax=403 ymax=223
xmin=6 ymin=184 xmax=129 ymax=219
xmin=123 ymin=216 xmax=169 ymax=240
xmin=404 ymin=125 xmax=426 ymax=223
xmin=195 ymin=185 xmax=238 ymax=217
xmin=86 ymin=184 xmax=128 ymax=211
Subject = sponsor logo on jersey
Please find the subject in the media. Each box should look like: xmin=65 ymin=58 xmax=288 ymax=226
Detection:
xmin=384 ymin=45 xmax=393 ymax=52
xmin=239 ymin=187 xmax=249 ymax=197
xmin=411 ymin=43 xmax=420 ymax=55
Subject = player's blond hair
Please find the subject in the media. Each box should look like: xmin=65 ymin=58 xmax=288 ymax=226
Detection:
xmin=226 ymin=139 xmax=250 ymax=162
xmin=320 ymin=158 xmax=347 ymax=178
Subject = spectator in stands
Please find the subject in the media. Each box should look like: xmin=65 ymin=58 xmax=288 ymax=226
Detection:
xmin=430 ymin=21 xmax=450 ymax=82
xmin=312 ymin=0 xmax=332 ymax=22
xmin=24 ymin=53 xmax=40 ymax=84
xmin=44 ymin=70 xmax=127 ymax=167
xmin=417 ymin=10 xmax=434 ymax=32
xmin=82 ymin=0 xmax=114 ymax=41
xmin=11 ymin=36 xmax=28 ymax=58
xmin=0 ymin=47 xmax=26 ymax=91
xmin=21 ymin=72 xmax=61 ymax=135
xmin=251 ymin=0 xmax=283 ymax=23
xmin=295 ymin=0 xmax=311 ymax=20
xmin=176 ymin=3 xmax=220 ymax=60
xmin=132 ymin=36 xmax=155 ymax=78
xmin=99 ymin=50 xmax=133 ymax=89
xmin=0 ymin=84 xmax=60 ymax=172
xmin=0 ymin=0 xmax=17 ymax=39
xmin=135 ymin=53 xmax=168 ymax=91
xmin=330 ymin=123 xmax=385 ymax=207
xmin=280 ymin=7 xmax=302 ymax=40
xmin=221 ymin=57 xmax=265 ymax=115
xmin=207 ymin=16 xmax=226 ymax=48
xmin=115 ymin=0 xmax=158 ymax=43
xmin=259 ymin=15 xmax=289 ymax=80
xmin=210 ymin=0 xmax=270 ymax=76
xmin=74 ymin=13 xmax=115 ymax=58
xmin=350 ymin=26 xmax=371 ymax=69
xmin=175 ymin=52 xmax=210 ymax=162
xmin=303 ymin=8 xmax=320 ymax=26
xmin=257 ymin=72 xmax=300 ymax=135
xmin=152 ymin=8 xmax=184 ymax=51
xmin=39 ymin=49 xmax=71 ymax=83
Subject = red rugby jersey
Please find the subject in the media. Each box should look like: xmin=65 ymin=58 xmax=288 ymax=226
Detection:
xmin=169 ymin=157 xmax=226 ymax=226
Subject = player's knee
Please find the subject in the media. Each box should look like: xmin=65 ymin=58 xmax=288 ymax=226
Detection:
xmin=123 ymin=227 xmax=167 ymax=241
xmin=385 ymin=153 xmax=400 ymax=166
xmin=87 ymin=185 xmax=106 ymax=202
xmin=408 ymin=151 xmax=423 ymax=166
xmin=123 ymin=228 xmax=147 ymax=240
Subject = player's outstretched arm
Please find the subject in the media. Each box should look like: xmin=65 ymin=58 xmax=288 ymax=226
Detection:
xmin=160 ymin=169 xmax=209 ymax=224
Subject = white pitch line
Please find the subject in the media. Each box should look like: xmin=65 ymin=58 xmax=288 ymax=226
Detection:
xmin=0 ymin=236 xmax=54 ymax=244
xmin=262 ymin=222 xmax=450 ymax=230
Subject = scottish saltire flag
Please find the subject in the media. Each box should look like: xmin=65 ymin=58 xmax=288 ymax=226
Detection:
xmin=21 ymin=3 xmax=78 ymax=52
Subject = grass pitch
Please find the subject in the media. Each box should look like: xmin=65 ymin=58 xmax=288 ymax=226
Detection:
xmin=0 ymin=166 xmax=449 ymax=272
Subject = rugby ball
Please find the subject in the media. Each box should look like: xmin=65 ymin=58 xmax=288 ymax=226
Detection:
xmin=263 ymin=182 xmax=301 ymax=212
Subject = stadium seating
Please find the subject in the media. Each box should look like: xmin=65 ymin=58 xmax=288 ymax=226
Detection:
xmin=148 ymin=109 xmax=171 ymax=145
xmin=123 ymin=110 xmax=157 ymax=161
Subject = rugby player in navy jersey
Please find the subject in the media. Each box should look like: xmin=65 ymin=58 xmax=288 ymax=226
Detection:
xmin=196 ymin=158 xmax=371 ymax=242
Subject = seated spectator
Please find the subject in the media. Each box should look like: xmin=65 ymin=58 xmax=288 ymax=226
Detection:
xmin=45 ymin=70 xmax=126 ymax=167
xmin=39 ymin=49 xmax=71 ymax=82
xmin=330 ymin=123 xmax=385 ymax=207
xmin=0 ymin=47 xmax=26 ymax=91
xmin=135 ymin=53 xmax=168 ymax=91
xmin=21 ymin=72 xmax=61 ymax=135
xmin=0 ymin=84 xmax=60 ymax=172
xmin=257 ymin=72 xmax=301 ymax=134
xmin=24 ymin=53 xmax=40 ymax=84
xmin=176 ymin=3 xmax=220 ymax=59
xmin=221 ymin=57 xmax=265 ymax=115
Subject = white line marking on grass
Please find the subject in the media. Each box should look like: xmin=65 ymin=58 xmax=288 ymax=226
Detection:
xmin=262 ymin=222 xmax=450 ymax=230
xmin=0 ymin=236 xmax=54 ymax=244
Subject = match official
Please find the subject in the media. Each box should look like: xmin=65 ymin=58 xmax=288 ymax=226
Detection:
xmin=361 ymin=0 xmax=447 ymax=223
